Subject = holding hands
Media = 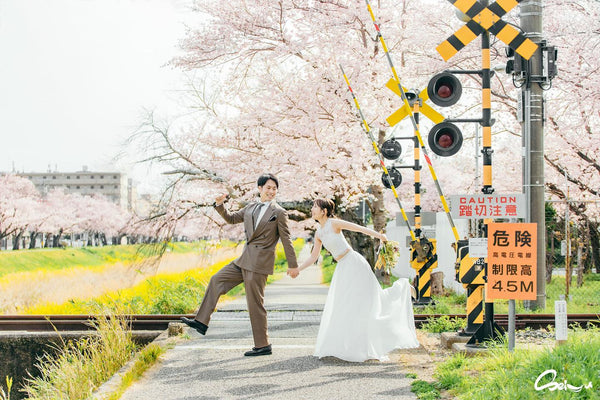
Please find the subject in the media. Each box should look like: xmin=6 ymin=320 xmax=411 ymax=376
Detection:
xmin=287 ymin=268 xmax=300 ymax=279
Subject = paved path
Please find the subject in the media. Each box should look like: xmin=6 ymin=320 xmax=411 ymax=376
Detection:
xmin=118 ymin=247 xmax=418 ymax=400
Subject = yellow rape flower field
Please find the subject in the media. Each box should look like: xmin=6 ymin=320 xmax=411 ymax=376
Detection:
xmin=0 ymin=241 xmax=242 ymax=314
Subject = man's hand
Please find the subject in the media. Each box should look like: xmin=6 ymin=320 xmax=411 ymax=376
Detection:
xmin=287 ymin=268 xmax=299 ymax=278
xmin=214 ymin=193 xmax=229 ymax=206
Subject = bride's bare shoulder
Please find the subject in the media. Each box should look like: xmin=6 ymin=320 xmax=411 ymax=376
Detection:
xmin=329 ymin=218 xmax=344 ymax=233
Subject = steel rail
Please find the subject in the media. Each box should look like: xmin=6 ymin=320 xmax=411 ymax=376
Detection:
xmin=1 ymin=314 xmax=597 ymax=332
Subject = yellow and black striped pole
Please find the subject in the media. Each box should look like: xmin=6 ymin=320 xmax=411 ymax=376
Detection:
xmin=339 ymin=65 xmax=416 ymax=241
xmin=413 ymin=101 xmax=422 ymax=237
xmin=481 ymin=26 xmax=493 ymax=195
xmin=411 ymin=237 xmax=438 ymax=305
xmin=364 ymin=0 xmax=460 ymax=244
xmin=456 ymin=240 xmax=485 ymax=334
xmin=466 ymin=20 xmax=503 ymax=345
xmin=409 ymin=100 xmax=438 ymax=305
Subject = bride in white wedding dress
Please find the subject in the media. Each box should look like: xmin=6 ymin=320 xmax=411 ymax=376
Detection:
xmin=298 ymin=198 xmax=419 ymax=362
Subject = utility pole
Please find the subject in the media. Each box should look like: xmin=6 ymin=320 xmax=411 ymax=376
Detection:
xmin=521 ymin=0 xmax=546 ymax=310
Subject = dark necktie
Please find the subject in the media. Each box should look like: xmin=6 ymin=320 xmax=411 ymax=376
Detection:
xmin=253 ymin=203 xmax=264 ymax=227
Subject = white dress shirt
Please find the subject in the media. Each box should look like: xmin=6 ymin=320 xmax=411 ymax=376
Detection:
xmin=254 ymin=201 xmax=271 ymax=228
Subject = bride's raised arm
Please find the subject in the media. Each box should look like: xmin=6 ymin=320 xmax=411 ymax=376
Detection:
xmin=298 ymin=236 xmax=323 ymax=271
xmin=330 ymin=219 xmax=387 ymax=242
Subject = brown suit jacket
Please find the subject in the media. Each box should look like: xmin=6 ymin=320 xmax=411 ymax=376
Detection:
xmin=215 ymin=201 xmax=298 ymax=275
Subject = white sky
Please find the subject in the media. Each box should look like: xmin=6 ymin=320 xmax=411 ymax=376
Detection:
xmin=0 ymin=0 xmax=198 ymax=193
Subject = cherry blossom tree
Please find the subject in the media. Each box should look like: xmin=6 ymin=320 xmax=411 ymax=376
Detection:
xmin=41 ymin=189 xmax=81 ymax=248
xmin=130 ymin=0 xmax=599 ymax=268
xmin=0 ymin=175 xmax=39 ymax=248
xmin=0 ymin=175 xmax=141 ymax=250
xmin=132 ymin=0 xmax=463 ymax=261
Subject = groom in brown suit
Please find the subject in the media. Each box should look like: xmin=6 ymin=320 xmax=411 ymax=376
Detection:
xmin=181 ymin=173 xmax=299 ymax=356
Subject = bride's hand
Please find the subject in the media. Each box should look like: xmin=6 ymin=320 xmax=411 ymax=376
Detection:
xmin=380 ymin=234 xmax=388 ymax=242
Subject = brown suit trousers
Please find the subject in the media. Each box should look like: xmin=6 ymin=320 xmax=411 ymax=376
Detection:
xmin=195 ymin=262 xmax=269 ymax=347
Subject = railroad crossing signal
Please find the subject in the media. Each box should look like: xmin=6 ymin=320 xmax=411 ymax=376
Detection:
xmin=385 ymin=79 xmax=444 ymax=127
xmin=386 ymin=76 xmax=464 ymax=157
xmin=437 ymin=0 xmax=538 ymax=62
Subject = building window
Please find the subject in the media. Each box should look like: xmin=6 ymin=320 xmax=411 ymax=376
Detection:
xmin=91 ymin=185 xmax=94 ymax=189
xmin=76 ymin=176 xmax=80 ymax=179
xmin=43 ymin=176 xmax=46 ymax=179
xmin=100 ymin=175 xmax=104 ymax=179
xmin=76 ymin=186 xmax=80 ymax=189
xmin=100 ymin=185 xmax=104 ymax=189
xmin=113 ymin=175 xmax=117 ymax=179
xmin=91 ymin=175 xmax=94 ymax=179
xmin=67 ymin=176 xmax=71 ymax=179
xmin=66 ymin=185 xmax=70 ymax=189
xmin=114 ymin=185 xmax=118 ymax=189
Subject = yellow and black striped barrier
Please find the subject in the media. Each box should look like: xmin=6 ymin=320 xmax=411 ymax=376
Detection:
xmin=339 ymin=65 xmax=416 ymax=242
xmin=464 ymin=284 xmax=484 ymax=335
xmin=410 ymin=238 xmax=437 ymax=305
xmin=454 ymin=240 xmax=485 ymax=334
xmin=365 ymin=0 xmax=461 ymax=244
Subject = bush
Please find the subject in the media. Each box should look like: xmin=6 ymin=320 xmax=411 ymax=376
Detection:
xmin=411 ymin=380 xmax=441 ymax=400
xmin=22 ymin=315 xmax=136 ymax=400
xmin=421 ymin=315 xmax=465 ymax=333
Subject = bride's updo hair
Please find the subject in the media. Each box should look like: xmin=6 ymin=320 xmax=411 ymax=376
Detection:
xmin=314 ymin=198 xmax=335 ymax=217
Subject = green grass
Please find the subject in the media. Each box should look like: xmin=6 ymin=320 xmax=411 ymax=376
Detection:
xmin=105 ymin=343 xmax=166 ymax=400
xmin=490 ymin=274 xmax=600 ymax=314
xmin=420 ymin=315 xmax=466 ymax=333
xmin=21 ymin=315 xmax=137 ymax=400
xmin=411 ymin=379 xmax=442 ymax=400
xmin=0 ymin=242 xmax=221 ymax=278
xmin=417 ymin=290 xmax=467 ymax=315
xmin=413 ymin=273 xmax=600 ymax=315
xmin=25 ymin=258 xmax=238 ymax=315
xmin=434 ymin=326 xmax=600 ymax=399
xmin=0 ymin=377 xmax=12 ymax=400
xmin=321 ymin=253 xmax=336 ymax=284
xmin=25 ymin=239 xmax=304 ymax=315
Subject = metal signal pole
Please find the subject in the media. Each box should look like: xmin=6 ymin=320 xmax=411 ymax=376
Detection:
xmin=521 ymin=0 xmax=546 ymax=310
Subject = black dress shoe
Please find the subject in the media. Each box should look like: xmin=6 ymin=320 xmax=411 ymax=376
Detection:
xmin=244 ymin=344 xmax=272 ymax=356
xmin=180 ymin=317 xmax=208 ymax=335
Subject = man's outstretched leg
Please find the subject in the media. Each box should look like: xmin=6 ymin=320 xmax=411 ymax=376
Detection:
xmin=181 ymin=262 xmax=243 ymax=335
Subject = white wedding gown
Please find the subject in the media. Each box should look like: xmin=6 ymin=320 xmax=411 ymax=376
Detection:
xmin=314 ymin=219 xmax=420 ymax=362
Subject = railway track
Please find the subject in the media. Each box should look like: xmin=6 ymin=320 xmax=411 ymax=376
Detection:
xmin=0 ymin=313 xmax=598 ymax=332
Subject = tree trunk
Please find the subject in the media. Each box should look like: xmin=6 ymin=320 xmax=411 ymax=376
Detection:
xmin=12 ymin=232 xmax=21 ymax=250
xmin=577 ymin=244 xmax=584 ymax=287
xmin=590 ymin=221 xmax=600 ymax=274
xmin=45 ymin=233 xmax=53 ymax=248
xmin=29 ymin=231 xmax=38 ymax=249
xmin=53 ymin=229 xmax=63 ymax=248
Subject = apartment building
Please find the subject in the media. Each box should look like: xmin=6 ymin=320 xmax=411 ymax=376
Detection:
xmin=17 ymin=166 xmax=132 ymax=211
